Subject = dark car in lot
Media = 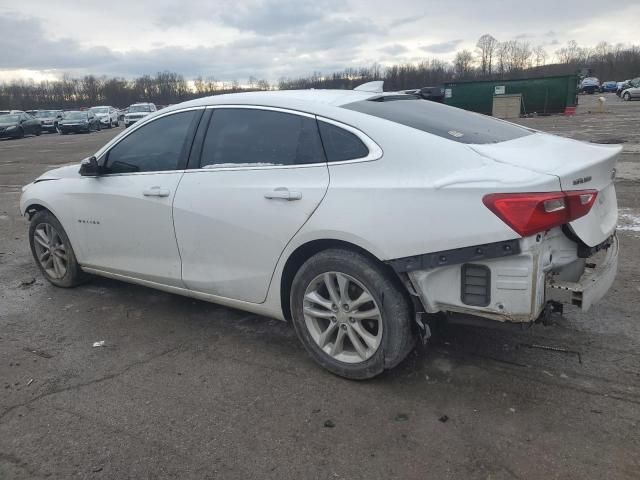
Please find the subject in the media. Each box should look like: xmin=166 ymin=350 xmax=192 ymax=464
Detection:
xmin=34 ymin=110 xmax=64 ymax=133
xmin=58 ymin=110 xmax=101 ymax=134
xmin=0 ymin=112 xmax=42 ymax=139
xmin=600 ymin=81 xmax=618 ymax=93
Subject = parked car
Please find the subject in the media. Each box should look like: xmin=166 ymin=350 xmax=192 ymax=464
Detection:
xmin=620 ymin=77 xmax=640 ymax=101
xmin=34 ymin=110 xmax=64 ymax=133
xmin=580 ymin=77 xmax=600 ymax=94
xmin=58 ymin=110 xmax=101 ymax=134
xmin=616 ymin=79 xmax=637 ymax=96
xmin=123 ymin=102 xmax=156 ymax=127
xmin=90 ymin=106 xmax=120 ymax=128
xmin=0 ymin=110 xmax=10 ymax=115
xmin=19 ymin=88 xmax=620 ymax=379
xmin=599 ymin=81 xmax=617 ymax=93
xmin=0 ymin=112 xmax=41 ymax=138
xmin=621 ymin=85 xmax=640 ymax=101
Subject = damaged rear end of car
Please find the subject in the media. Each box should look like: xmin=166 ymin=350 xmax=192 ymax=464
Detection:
xmin=394 ymin=132 xmax=620 ymax=325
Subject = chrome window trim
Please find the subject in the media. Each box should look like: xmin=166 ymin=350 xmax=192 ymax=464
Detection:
xmin=94 ymin=106 xmax=206 ymax=160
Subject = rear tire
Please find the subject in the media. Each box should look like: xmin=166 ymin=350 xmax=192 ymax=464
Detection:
xmin=29 ymin=210 xmax=86 ymax=288
xmin=290 ymin=248 xmax=415 ymax=379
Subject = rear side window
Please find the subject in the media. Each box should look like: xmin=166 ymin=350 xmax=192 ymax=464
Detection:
xmin=343 ymin=98 xmax=533 ymax=144
xmin=200 ymin=108 xmax=325 ymax=167
xmin=317 ymin=121 xmax=369 ymax=162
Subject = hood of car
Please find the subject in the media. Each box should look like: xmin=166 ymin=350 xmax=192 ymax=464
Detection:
xmin=0 ymin=121 xmax=19 ymax=127
xmin=126 ymin=111 xmax=150 ymax=117
xmin=34 ymin=164 xmax=82 ymax=182
xmin=60 ymin=119 xmax=87 ymax=124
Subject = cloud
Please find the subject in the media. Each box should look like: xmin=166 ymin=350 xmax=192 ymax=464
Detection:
xmin=0 ymin=14 xmax=117 ymax=70
xmin=421 ymin=39 xmax=463 ymax=54
xmin=379 ymin=44 xmax=409 ymax=56
xmin=0 ymin=10 xmax=383 ymax=81
xmin=219 ymin=0 xmax=342 ymax=34
xmin=388 ymin=13 xmax=429 ymax=28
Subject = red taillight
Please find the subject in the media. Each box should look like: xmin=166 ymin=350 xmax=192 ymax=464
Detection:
xmin=483 ymin=190 xmax=598 ymax=237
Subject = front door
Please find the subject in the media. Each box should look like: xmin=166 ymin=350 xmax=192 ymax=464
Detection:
xmin=173 ymin=107 xmax=329 ymax=303
xmin=75 ymin=108 xmax=202 ymax=286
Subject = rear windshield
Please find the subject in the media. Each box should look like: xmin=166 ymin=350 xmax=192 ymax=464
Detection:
xmin=342 ymin=97 xmax=533 ymax=144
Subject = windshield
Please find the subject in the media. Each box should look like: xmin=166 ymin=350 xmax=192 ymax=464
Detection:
xmin=343 ymin=97 xmax=533 ymax=144
xmin=35 ymin=110 xmax=59 ymax=118
xmin=129 ymin=105 xmax=151 ymax=113
xmin=91 ymin=107 xmax=109 ymax=114
xmin=0 ymin=114 xmax=20 ymax=123
xmin=63 ymin=111 xmax=87 ymax=120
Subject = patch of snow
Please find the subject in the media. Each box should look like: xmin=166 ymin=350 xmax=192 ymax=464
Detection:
xmin=202 ymin=162 xmax=283 ymax=169
xmin=618 ymin=208 xmax=640 ymax=233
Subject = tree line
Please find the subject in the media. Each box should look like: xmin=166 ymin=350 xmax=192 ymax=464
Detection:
xmin=1 ymin=37 xmax=639 ymax=110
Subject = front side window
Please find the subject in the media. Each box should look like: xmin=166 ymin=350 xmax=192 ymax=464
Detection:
xmin=105 ymin=110 xmax=198 ymax=174
xmin=200 ymin=108 xmax=325 ymax=167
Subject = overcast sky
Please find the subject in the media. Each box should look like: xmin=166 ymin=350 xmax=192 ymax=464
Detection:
xmin=1 ymin=0 xmax=639 ymax=83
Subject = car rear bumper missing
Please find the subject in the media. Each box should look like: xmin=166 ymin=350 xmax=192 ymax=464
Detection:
xmin=545 ymin=234 xmax=618 ymax=311
xmin=400 ymin=229 xmax=618 ymax=324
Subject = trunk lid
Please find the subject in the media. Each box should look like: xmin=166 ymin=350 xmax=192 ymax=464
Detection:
xmin=470 ymin=132 xmax=621 ymax=247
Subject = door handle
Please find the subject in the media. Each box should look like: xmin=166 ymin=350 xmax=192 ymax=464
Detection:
xmin=143 ymin=186 xmax=171 ymax=197
xmin=264 ymin=187 xmax=302 ymax=201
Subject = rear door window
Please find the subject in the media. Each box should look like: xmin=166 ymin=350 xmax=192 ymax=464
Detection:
xmin=200 ymin=108 xmax=326 ymax=167
xmin=343 ymin=97 xmax=533 ymax=144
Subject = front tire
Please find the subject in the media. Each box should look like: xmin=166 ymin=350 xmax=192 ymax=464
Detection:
xmin=29 ymin=210 xmax=86 ymax=288
xmin=623 ymin=92 xmax=631 ymax=101
xmin=290 ymin=249 xmax=415 ymax=379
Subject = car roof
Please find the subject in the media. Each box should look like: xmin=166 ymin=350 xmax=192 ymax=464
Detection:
xmin=159 ymin=89 xmax=410 ymax=118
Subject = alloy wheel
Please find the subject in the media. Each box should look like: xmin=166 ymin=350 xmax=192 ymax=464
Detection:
xmin=33 ymin=223 xmax=68 ymax=279
xmin=303 ymin=272 xmax=383 ymax=363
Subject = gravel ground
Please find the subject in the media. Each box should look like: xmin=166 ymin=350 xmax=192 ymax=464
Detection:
xmin=1 ymin=95 xmax=639 ymax=479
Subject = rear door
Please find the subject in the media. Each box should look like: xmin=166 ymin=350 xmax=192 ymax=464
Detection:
xmin=173 ymin=106 xmax=329 ymax=303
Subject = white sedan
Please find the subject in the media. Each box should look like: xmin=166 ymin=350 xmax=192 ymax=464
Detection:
xmin=19 ymin=86 xmax=620 ymax=379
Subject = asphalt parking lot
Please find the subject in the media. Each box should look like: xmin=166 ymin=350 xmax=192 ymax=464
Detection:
xmin=1 ymin=95 xmax=639 ymax=479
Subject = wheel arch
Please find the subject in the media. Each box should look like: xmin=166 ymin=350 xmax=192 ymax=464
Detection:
xmin=279 ymin=238 xmax=406 ymax=321
xmin=24 ymin=202 xmax=51 ymax=220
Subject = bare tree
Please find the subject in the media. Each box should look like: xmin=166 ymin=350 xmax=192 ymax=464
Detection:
xmin=533 ymin=45 xmax=548 ymax=67
xmin=476 ymin=34 xmax=499 ymax=76
xmin=453 ymin=50 xmax=475 ymax=79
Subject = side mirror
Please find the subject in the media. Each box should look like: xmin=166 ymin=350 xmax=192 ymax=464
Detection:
xmin=79 ymin=156 xmax=102 ymax=177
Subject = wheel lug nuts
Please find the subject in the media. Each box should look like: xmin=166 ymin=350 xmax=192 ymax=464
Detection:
xmin=349 ymin=317 xmax=355 ymax=323
xmin=331 ymin=316 xmax=337 ymax=323
xmin=342 ymin=304 xmax=349 ymax=311
xmin=331 ymin=304 xmax=338 ymax=312
xmin=341 ymin=324 xmax=347 ymax=330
